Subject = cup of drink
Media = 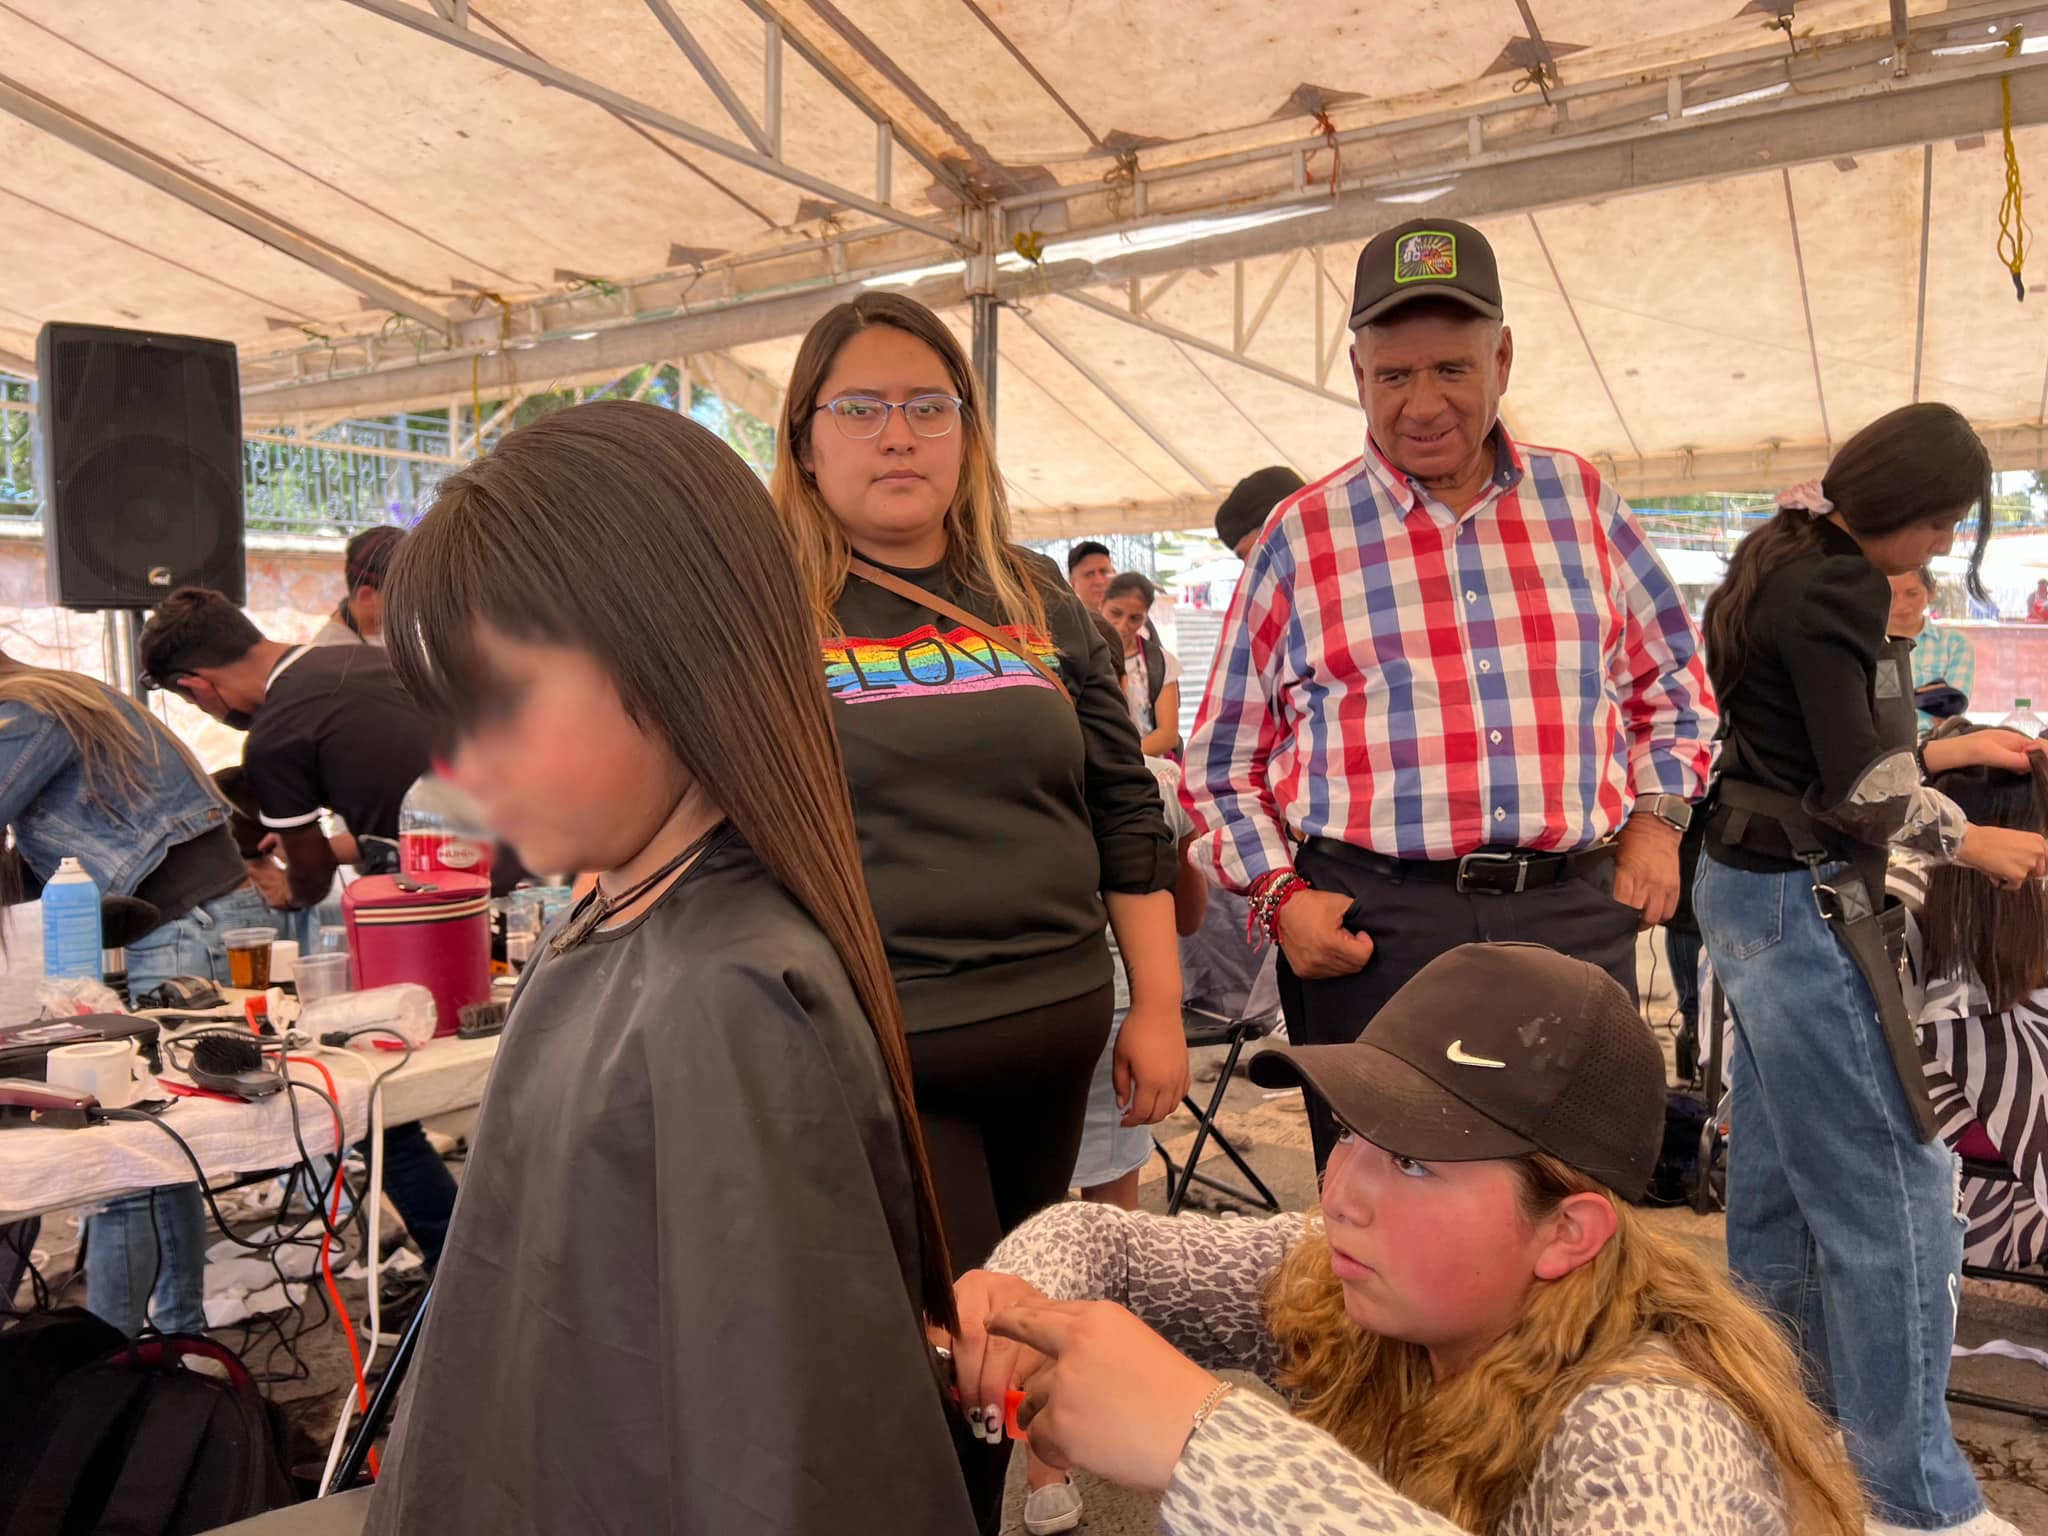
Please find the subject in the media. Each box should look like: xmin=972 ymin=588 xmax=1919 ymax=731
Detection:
xmin=319 ymin=925 xmax=349 ymax=955
xmin=224 ymin=928 xmax=276 ymax=990
xmin=295 ymin=952 xmax=352 ymax=1006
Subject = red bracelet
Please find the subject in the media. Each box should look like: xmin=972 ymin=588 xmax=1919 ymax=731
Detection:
xmin=1266 ymin=877 xmax=1312 ymax=946
xmin=1246 ymin=870 xmax=1310 ymax=946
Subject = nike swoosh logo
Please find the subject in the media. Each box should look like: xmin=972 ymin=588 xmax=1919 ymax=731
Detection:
xmin=1446 ymin=1040 xmax=1508 ymax=1069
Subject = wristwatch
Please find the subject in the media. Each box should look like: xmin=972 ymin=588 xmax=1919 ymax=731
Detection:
xmin=1633 ymin=793 xmax=1694 ymax=833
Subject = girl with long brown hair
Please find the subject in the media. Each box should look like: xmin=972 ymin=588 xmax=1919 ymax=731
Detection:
xmin=1897 ymin=729 xmax=2048 ymax=1275
xmin=943 ymin=944 xmax=1867 ymax=1534
xmin=360 ymin=400 xmax=973 ymax=1535
xmin=1696 ymin=402 xmax=2044 ymax=1535
xmin=772 ymin=292 xmax=1184 ymax=1533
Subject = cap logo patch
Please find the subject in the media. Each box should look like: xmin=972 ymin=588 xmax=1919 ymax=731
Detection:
xmin=1446 ymin=1039 xmax=1507 ymax=1069
xmin=1395 ymin=230 xmax=1458 ymax=284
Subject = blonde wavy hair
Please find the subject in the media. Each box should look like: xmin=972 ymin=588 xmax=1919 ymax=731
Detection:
xmin=1266 ymin=1154 xmax=1865 ymax=1534
xmin=769 ymin=292 xmax=1049 ymax=641
xmin=0 ymin=653 xmax=214 ymax=812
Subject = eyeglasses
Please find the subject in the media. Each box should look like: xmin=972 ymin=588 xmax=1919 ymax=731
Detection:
xmin=813 ymin=394 xmax=962 ymax=440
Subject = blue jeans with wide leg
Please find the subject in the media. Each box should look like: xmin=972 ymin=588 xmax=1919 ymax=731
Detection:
xmin=1696 ymin=854 xmax=1983 ymax=1531
xmin=85 ymin=884 xmax=281 ymax=1335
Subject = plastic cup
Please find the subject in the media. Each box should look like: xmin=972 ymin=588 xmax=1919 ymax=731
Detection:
xmin=295 ymin=952 xmax=352 ymax=1006
xmin=271 ymin=938 xmax=299 ymax=982
xmin=319 ymin=925 xmax=349 ymax=955
xmin=224 ymin=928 xmax=275 ymax=990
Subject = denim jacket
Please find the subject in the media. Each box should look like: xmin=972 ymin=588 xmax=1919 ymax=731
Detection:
xmin=0 ymin=694 xmax=227 ymax=898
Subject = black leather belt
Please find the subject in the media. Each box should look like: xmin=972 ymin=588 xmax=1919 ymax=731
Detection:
xmin=1299 ymin=835 xmax=1617 ymax=895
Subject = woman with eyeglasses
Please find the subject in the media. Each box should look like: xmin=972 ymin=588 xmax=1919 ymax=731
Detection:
xmin=772 ymin=293 xmax=1185 ymax=1535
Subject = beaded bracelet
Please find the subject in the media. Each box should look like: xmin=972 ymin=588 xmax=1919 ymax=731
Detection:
xmin=1245 ymin=870 xmax=1310 ymax=946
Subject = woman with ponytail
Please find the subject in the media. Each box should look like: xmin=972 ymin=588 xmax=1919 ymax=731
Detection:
xmin=1696 ymin=402 xmax=2046 ymax=1535
xmin=361 ymin=400 xmax=974 ymax=1535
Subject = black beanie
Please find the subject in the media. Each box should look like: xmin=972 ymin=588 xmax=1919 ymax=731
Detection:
xmin=1215 ymin=466 xmax=1305 ymax=552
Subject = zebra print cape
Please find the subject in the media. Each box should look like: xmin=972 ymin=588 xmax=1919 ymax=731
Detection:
xmin=1894 ymin=857 xmax=2048 ymax=1273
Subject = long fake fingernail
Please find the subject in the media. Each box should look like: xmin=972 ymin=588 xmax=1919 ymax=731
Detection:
xmin=985 ymin=1404 xmax=1004 ymax=1444
xmin=967 ymin=1407 xmax=984 ymax=1435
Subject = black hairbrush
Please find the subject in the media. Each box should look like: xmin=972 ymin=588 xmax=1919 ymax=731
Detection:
xmin=186 ymin=1035 xmax=283 ymax=1100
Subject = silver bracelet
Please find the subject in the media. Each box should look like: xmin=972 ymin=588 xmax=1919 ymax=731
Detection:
xmin=1189 ymin=1381 xmax=1236 ymax=1437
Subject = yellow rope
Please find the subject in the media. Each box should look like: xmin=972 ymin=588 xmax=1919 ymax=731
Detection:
xmin=2000 ymin=29 xmax=2030 ymax=302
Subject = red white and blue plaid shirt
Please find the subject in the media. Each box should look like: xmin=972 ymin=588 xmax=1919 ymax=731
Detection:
xmin=1182 ymin=427 xmax=1717 ymax=891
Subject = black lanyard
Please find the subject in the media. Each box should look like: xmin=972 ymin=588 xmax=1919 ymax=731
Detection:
xmin=550 ymin=822 xmax=731 ymax=953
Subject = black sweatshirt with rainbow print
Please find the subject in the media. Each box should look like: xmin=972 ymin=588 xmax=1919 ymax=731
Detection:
xmin=828 ymin=548 xmax=1176 ymax=1032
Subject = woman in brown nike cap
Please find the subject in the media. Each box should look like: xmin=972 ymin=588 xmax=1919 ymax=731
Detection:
xmin=940 ymin=942 xmax=1864 ymax=1535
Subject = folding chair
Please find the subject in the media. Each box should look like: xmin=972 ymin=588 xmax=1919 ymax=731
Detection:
xmin=1151 ymin=1000 xmax=1285 ymax=1217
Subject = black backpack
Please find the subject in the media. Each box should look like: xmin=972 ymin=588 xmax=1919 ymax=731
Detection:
xmin=0 ymin=1315 xmax=298 ymax=1535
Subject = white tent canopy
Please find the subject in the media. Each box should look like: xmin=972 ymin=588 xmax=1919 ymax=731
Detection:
xmin=10 ymin=1 xmax=2048 ymax=532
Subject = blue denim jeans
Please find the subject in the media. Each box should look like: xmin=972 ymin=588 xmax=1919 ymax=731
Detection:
xmin=1695 ymin=855 xmax=1983 ymax=1531
xmin=86 ymin=883 xmax=282 ymax=1336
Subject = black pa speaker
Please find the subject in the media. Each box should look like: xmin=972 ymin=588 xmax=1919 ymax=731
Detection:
xmin=35 ymin=322 xmax=245 ymax=610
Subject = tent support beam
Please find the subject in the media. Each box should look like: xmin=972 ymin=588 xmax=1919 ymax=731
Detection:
xmin=1136 ymin=271 xmax=1184 ymax=316
xmin=1017 ymin=311 xmax=1218 ymax=492
xmin=340 ymin=0 xmax=968 ymax=250
xmin=993 ymin=0 xmax=2031 ymax=220
xmin=1239 ymin=250 xmax=1302 ymax=356
xmin=237 ymin=59 xmax=2048 ymax=417
xmin=1526 ymin=212 xmax=1641 ymax=459
xmin=1912 ymin=142 xmax=1933 ymax=404
xmin=763 ymin=18 xmax=783 ymax=159
xmin=729 ymin=0 xmax=971 ymax=206
xmin=0 ymin=73 xmax=449 ymax=333
xmin=642 ymin=0 xmax=776 ymax=158
xmin=972 ymin=293 xmax=1000 ymax=431
xmin=997 ymin=346 xmax=1179 ymax=501
xmin=1780 ymin=169 xmax=1831 ymax=451
xmin=1062 ymin=291 xmax=1356 ymax=410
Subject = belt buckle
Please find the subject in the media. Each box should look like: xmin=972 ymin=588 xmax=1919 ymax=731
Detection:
xmin=1456 ymin=850 xmax=1527 ymax=895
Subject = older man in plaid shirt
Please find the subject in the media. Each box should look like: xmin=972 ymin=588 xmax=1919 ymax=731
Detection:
xmin=1182 ymin=218 xmax=1718 ymax=1171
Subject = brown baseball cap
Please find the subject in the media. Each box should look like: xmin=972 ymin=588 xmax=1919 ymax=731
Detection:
xmin=1249 ymin=943 xmax=1665 ymax=1196
xmin=1349 ymin=217 xmax=1504 ymax=329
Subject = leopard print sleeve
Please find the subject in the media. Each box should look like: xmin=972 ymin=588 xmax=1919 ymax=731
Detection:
xmin=1162 ymin=1392 xmax=1465 ymax=1535
xmin=1160 ymin=1374 xmax=1791 ymax=1536
xmin=985 ymin=1204 xmax=1307 ymax=1382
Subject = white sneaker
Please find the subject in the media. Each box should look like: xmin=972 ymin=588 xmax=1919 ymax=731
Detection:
xmin=1023 ymin=1476 xmax=1083 ymax=1535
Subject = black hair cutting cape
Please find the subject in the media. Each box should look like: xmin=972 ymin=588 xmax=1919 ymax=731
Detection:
xmin=361 ymin=829 xmax=975 ymax=1535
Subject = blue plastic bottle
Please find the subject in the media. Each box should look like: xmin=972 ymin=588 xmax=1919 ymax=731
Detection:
xmin=42 ymin=857 xmax=102 ymax=982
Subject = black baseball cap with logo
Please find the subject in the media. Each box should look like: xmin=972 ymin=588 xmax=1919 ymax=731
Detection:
xmin=1249 ymin=942 xmax=1664 ymax=1196
xmin=1349 ymin=217 xmax=1504 ymax=329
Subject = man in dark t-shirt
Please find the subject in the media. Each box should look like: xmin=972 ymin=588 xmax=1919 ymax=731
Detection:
xmin=140 ymin=587 xmax=432 ymax=905
xmin=140 ymin=585 xmax=455 ymax=1270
